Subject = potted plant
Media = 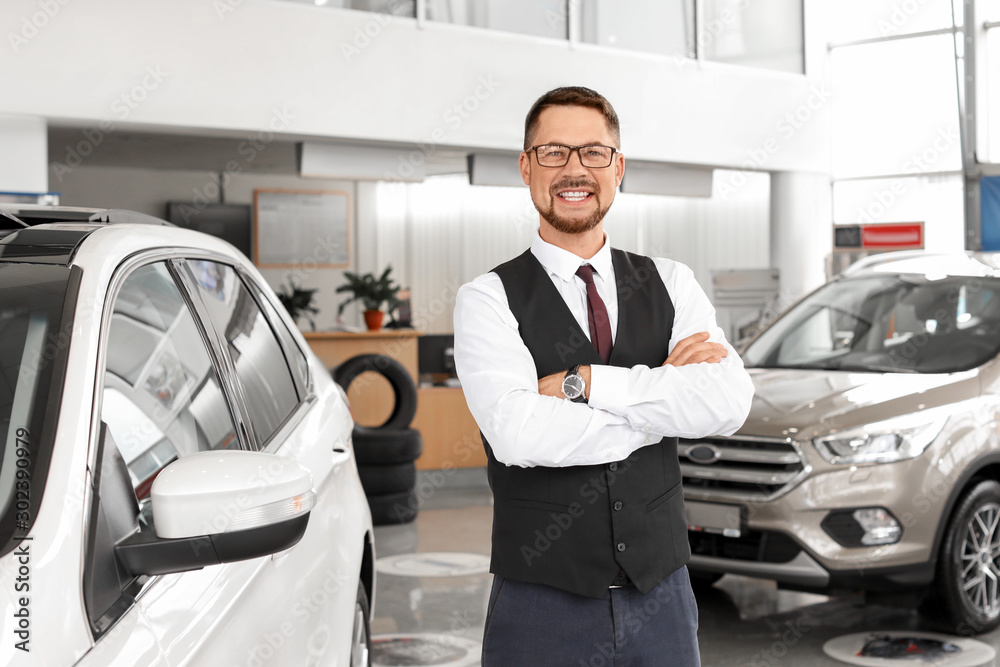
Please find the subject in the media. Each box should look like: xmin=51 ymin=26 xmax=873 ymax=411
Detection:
xmin=275 ymin=277 xmax=319 ymax=331
xmin=336 ymin=266 xmax=401 ymax=331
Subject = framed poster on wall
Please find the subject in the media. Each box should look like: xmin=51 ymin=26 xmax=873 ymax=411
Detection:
xmin=253 ymin=188 xmax=351 ymax=268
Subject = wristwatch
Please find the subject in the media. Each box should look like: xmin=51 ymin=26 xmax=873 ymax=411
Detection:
xmin=562 ymin=364 xmax=587 ymax=403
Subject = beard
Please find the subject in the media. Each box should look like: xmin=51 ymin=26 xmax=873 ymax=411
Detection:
xmin=534 ymin=177 xmax=612 ymax=234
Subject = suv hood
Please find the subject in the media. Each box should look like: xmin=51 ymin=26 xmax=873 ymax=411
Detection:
xmin=740 ymin=367 xmax=980 ymax=439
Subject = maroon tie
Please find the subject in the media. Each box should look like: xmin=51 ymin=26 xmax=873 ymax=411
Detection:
xmin=576 ymin=264 xmax=613 ymax=364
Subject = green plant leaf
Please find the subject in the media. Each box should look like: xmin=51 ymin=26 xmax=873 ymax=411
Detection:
xmin=337 ymin=265 xmax=401 ymax=315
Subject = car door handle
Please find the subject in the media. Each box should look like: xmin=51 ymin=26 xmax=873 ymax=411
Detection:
xmin=332 ymin=446 xmax=350 ymax=467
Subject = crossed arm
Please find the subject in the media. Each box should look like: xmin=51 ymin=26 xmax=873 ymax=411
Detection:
xmin=537 ymin=332 xmax=727 ymax=400
xmin=453 ymin=263 xmax=754 ymax=468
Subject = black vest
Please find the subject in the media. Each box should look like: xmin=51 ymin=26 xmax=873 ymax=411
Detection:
xmin=483 ymin=248 xmax=690 ymax=599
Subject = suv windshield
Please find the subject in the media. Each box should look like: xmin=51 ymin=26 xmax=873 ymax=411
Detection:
xmin=0 ymin=263 xmax=77 ymax=558
xmin=743 ymin=273 xmax=1000 ymax=374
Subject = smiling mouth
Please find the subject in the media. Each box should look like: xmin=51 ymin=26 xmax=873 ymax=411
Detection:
xmin=557 ymin=190 xmax=594 ymax=202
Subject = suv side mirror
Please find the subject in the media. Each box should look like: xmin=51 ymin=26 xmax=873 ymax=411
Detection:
xmin=115 ymin=451 xmax=316 ymax=576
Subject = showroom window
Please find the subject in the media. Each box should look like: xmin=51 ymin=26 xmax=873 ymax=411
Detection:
xmin=829 ymin=0 xmax=966 ymax=252
xmin=182 ymin=260 xmax=299 ymax=448
xmin=699 ymin=0 xmax=803 ymax=73
xmin=987 ymin=9 xmax=1000 ymax=163
xmin=572 ymin=0 xmax=692 ymax=58
xmin=427 ymin=0 xmax=568 ymax=39
xmin=278 ymin=0 xmax=802 ymax=72
xmin=102 ymin=262 xmax=238 ymax=500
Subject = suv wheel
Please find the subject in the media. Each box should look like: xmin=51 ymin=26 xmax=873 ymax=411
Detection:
xmin=926 ymin=479 xmax=1000 ymax=634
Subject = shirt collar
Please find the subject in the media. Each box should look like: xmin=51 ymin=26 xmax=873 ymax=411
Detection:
xmin=530 ymin=229 xmax=613 ymax=283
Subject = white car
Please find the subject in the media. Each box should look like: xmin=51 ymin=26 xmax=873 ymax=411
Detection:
xmin=0 ymin=206 xmax=374 ymax=666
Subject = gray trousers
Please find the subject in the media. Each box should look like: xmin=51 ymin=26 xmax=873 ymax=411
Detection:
xmin=482 ymin=566 xmax=701 ymax=666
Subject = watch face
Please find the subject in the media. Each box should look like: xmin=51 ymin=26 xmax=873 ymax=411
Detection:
xmin=563 ymin=373 xmax=585 ymax=399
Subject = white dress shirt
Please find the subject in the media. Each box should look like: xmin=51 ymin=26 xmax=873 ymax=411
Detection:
xmin=453 ymin=231 xmax=754 ymax=468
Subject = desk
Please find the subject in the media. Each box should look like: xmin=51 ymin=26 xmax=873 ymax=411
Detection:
xmin=413 ymin=387 xmax=487 ymax=470
xmin=304 ymin=331 xmax=486 ymax=470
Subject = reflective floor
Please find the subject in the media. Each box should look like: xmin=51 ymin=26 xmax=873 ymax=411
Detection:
xmin=370 ymin=471 xmax=1000 ymax=666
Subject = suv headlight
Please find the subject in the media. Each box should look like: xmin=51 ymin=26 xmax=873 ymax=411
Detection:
xmin=813 ymin=411 xmax=948 ymax=465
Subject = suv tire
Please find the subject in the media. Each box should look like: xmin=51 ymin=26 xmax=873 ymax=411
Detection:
xmin=925 ymin=479 xmax=1000 ymax=634
xmin=333 ymin=354 xmax=418 ymax=431
xmin=353 ymin=427 xmax=423 ymax=465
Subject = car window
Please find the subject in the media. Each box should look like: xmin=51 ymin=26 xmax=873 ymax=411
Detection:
xmin=102 ymin=262 xmax=238 ymax=500
xmin=256 ymin=287 xmax=311 ymax=394
xmin=183 ymin=260 xmax=298 ymax=447
xmin=0 ymin=263 xmax=77 ymax=559
xmin=744 ymin=274 xmax=1000 ymax=373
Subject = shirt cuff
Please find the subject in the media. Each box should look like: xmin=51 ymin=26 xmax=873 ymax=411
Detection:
xmin=587 ymin=364 xmax=630 ymax=415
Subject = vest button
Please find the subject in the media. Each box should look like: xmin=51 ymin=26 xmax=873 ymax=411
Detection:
xmin=609 ymin=462 xmax=618 ymax=471
xmin=614 ymin=501 xmax=623 ymax=511
xmin=617 ymin=542 xmax=626 ymax=552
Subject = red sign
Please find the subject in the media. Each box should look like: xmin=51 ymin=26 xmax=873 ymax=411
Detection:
xmin=860 ymin=223 xmax=924 ymax=249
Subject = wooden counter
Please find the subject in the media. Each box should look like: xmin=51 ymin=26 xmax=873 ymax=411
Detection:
xmin=304 ymin=330 xmax=486 ymax=470
xmin=412 ymin=386 xmax=487 ymax=470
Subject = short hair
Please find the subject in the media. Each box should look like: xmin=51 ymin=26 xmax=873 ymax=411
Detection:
xmin=523 ymin=86 xmax=621 ymax=151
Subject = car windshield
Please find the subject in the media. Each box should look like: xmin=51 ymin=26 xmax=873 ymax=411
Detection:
xmin=0 ymin=263 xmax=77 ymax=558
xmin=743 ymin=273 xmax=1000 ymax=374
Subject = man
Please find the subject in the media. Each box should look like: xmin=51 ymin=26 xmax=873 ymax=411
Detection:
xmin=454 ymin=86 xmax=754 ymax=666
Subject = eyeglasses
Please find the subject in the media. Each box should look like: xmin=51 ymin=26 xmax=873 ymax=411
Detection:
xmin=527 ymin=144 xmax=618 ymax=168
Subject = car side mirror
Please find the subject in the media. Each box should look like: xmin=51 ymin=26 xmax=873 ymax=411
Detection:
xmin=115 ymin=451 xmax=316 ymax=576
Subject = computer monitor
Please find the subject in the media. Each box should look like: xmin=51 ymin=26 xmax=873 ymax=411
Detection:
xmin=418 ymin=334 xmax=455 ymax=376
xmin=166 ymin=202 xmax=252 ymax=258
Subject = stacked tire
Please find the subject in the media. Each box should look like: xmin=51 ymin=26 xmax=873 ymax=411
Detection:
xmin=334 ymin=354 xmax=422 ymax=526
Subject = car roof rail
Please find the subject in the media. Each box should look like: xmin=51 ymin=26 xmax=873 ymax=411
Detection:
xmin=840 ymin=250 xmax=936 ymax=277
xmin=0 ymin=205 xmax=173 ymax=227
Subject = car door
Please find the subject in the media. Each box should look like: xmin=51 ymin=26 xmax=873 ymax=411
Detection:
xmin=169 ymin=258 xmax=357 ymax=667
xmin=76 ymin=258 xmax=259 ymax=667
xmin=75 ymin=256 xmax=350 ymax=667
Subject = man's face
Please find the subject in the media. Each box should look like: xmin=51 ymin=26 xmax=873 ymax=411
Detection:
xmin=519 ymin=105 xmax=625 ymax=235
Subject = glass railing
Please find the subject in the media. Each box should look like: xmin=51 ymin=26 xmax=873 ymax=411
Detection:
xmin=277 ymin=0 xmax=803 ymax=74
xmin=281 ymin=0 xmax=415 ymax=18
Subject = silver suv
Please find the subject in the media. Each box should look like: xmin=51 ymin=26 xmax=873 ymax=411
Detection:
xmin=684 ymin=251 xmax=1000 ymax=634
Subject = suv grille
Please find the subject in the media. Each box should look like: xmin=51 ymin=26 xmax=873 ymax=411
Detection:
xmin=679 ymin=436 xmax=809 ymax=502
